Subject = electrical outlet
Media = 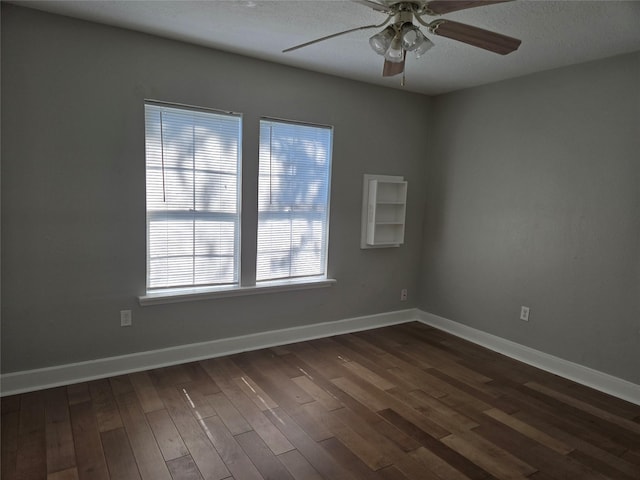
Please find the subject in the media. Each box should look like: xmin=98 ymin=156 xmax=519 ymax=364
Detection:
xmin=400 ymin=289 xmax=408 ymax=301
xmin=120 ymin=309 xmax=132 ymax=327
xmin=520 ymin=306 xmax=530 ymax=322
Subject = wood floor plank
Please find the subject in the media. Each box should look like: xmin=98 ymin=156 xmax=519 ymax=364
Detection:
xmin=109 ymin=375 xmax=135 ymax=396
xmin=409 ymin=446 xmax=473 ymax=480
xmin=201 ymin=357 xmax=295 ymax=455
xmin=48 ymin=467 xmax=80 ymax=480
xmin=330 ymin=376 xmax=388 ymax=411
xmin=101 ymin=427 xmax=141 ymax=480
xmin=234 ymin=374 xmax=279 ymax=411
xmin=1 ymin=409 xmax=19 ymax=480
xmin=206 ymin=391 xmax=252 ymax=435
xmin=331 ymin=375 xmax=451 ymax=439
xmin=242 ymin=353 xmax=408 ymax=441
xmin=15 ymin=390 xmax=47 ymax=479
xmin=536 ymin=376 xmax=640 ymax=420
xmin=277 ymin=449 xmax=324 ymax=480
xmin=513 ymin=409 xmax=640 ymax=478
xmin=200 ymin=415 xmax=263 ymax=480
xmin=45 ymin=387 xmax=76 ymax=474
xmin=418 ymin=369 xmax=496 ymax=415
xmin=525 ymin=381 xmax=640 ymax=436
xmin=504 ymin=385 xmax=631 ymax=456
xmin=2 ymin=395 xmax=21 ymax=414
xmin=305 ymin=403 xmax=392 ymax=470
xmin=378 ymin=408 xmax=493 ymax=480
xmin=377 ymin=465 xmax=411 ymax=480
xmin=285 ymin=342 xmax=349 ymax=380
xmin=155 ymin=384 xmax=231 ymax=480
xmin=262 ymin=406 xmax=355 ymax=480
xmin=319 ymin=436 xmax=391 ymax=480
xmin=231 ymin=351 xmax=315 ymax=407
xmin=427 ymin=367 xmax=509 ymax=411
xmin=166 ymin=455 xmax=204 ymax=480
xmin=69 ymin=401 xmax=109 ymax=480
xmin=150 ymin=365 xmax=194 ymax=389
xmin=67 ymin=383 xmax=91 ymax=406
xmin=396 ymin=388 xmax=479 ymax=433
xmin=88 ymin=379 xmax=123 ymax=433
xmin=385 ymin=366 xmax=449 ymax=399
xmin=568 ymin=448 xmax=640 ymax=480
xmin=115 ymin=390 xmax=172 ymax=480
xmin=342 ymin=360 xmax=396 ymax=391
xmin=330 ymin=333 xmax=397 ymax=365
xmin=328 ymin=405 xmax=441 ymax=480
xmin=180 ymin=362 xmax=222 ymax=396
xmin=473 ymin=414 xmax=610 ymax=480
xmin=146 ymin=409 xmax=189 ymax=461
xmin=291 ymin=374 xmax=343 ymax=411
xmin=129 ymin=371 xmax=165 ymax=413
xmin=280 ymin=353 xmax=389 ymax=425
xmin=441 ymin=431 xmax=538 ymax=480
xmin=621 ymin=448 xmax=640 ymax=466
xmin=329 ymin=402 xmax=420 ymax=456
xmin=235 ymin=430 xmax=295 ymax=480
xmin=179 ymin=383 xmax=217 ymax=420
xmin=295 ymin=401 xmax=336 ymax=442
xmin=483 ymin=407 xmax=573 ymax=455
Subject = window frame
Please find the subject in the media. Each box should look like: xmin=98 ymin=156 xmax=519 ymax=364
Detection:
xmin=143 ymin=101 xmax=243 ymax=292
xmin=256 ymin=117 xmax=334 ymax=284
xmin=139 ymin=104 xmax=335 ymax=305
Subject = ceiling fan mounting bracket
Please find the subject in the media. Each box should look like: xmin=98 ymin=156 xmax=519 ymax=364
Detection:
xmin=426 ymin=19 xmax=445 ymax=33
xmin=393 ymin=9 xmax=414 ymax=25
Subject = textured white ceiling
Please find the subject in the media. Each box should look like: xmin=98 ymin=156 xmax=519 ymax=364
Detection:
xmin=12 ymin=0 xmax=640 ymax=95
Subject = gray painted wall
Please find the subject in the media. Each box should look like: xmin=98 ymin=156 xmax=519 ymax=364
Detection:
xmin=420 ymin=52 xmax=640 ymax=383
xmin=3 ymin=4 xmax=639 ymax=387
xmin=1 ymin=5 xmax=430 ymax=373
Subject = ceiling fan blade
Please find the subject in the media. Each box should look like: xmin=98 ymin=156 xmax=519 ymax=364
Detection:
xmin=425 ymin=0 xmax=513 ymax=15
xmin=429 ymin=20 xmax=521 ymax=55
xmin=351 ymin=0 xmax=393 ymax=13
xmin=283 ymin=23 xmax=383 ymax=53
xmin=383 ymin=59 xmax=405 ymax=77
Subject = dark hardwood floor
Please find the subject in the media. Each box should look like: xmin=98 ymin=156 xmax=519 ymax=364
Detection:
xmin=2 ymin=322 xmax=640 ymax=479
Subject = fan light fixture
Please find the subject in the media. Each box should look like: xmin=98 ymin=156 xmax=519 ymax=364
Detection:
xmin=384 ymin=36 xmax=404 ymax=63
xmin=369 ymin=20 xmax=433 ymax=61
xmin=414 ymin=36 xmax=434 ymax=58
xmin=368 ymin=26 xmax=395 ymax=55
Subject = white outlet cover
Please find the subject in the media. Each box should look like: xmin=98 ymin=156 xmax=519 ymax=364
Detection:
xmin=120 ymin=309 xmax=132 ymax=327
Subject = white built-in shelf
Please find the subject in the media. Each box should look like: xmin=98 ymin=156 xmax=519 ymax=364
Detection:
xmin=360 ymin=174 xmax=407 ymax=249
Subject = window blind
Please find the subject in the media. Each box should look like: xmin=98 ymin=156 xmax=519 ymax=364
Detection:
xmin=257 ymin=119 xmax=332 ymax=282
xmin=145 ymin=103 xmax=241 ymax=290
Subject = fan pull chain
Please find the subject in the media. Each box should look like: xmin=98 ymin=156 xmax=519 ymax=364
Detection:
xmin=401 ymin=50 xmax=407 ymax=87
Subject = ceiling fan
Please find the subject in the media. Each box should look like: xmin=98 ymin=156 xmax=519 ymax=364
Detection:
xmin=283 ymin=0 xmax=522 ymax=79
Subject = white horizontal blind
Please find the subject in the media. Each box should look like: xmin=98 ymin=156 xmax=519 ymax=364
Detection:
xmin=145 ymin=103 xmax=241 ymax=290
xmin=257 ymin=119 xmax=332 ymax=282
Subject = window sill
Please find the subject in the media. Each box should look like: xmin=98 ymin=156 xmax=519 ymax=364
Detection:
xmin=138 ymin=277 xmax=337 ymax=306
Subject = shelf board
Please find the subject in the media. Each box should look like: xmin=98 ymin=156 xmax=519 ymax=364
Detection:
xmin=361 ymin=174 xmax=407 ymax=249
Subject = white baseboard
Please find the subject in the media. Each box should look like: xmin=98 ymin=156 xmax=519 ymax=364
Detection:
xmin=3 ymin=308 xmax=639 ymax=407
xmin=416 ymin=310 xmax=640 ymax=406
xmin=0 ymin=309 xmax=416 ymax=396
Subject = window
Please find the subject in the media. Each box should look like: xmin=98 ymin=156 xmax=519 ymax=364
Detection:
xmin=143 ymin=103 xmax=334 ymax=303
xmin=145 ymin=103 xmax=241 ymax=290
xmin=257 ymin=119 xmax=332 ymax=282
